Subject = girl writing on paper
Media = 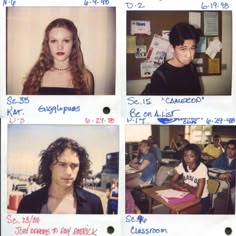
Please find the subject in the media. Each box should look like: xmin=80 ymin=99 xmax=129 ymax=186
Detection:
xmin=22 ymin=18 xmax=94 ymax=95
xmin=170 ymin=144 xmax=210 ymax=214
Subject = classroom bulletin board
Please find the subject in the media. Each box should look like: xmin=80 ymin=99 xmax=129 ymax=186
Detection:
xmin=127 ymin=11 xmax=223 ymax=81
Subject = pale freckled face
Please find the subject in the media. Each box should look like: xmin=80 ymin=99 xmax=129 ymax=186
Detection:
xmin=48 ymin=27 xmax=73 ymax=64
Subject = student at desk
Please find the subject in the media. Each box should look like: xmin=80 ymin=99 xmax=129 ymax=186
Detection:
xmin=148 ymin=136 xmax=162 ymax=161
xmin=211 ymin=140 xmax=236 ymax=213
xmin=170 ymin=144 xmax=210 ymax=214
xmin=202 ymin=135 xmax=224 ymax=158
xmin=126 ymin=140 xmax=156 ymax=188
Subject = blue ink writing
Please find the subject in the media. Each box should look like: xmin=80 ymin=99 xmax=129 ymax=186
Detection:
xmin=125 ymin=2 xmax=145 ymax=9
xmin=7 ymin=96 xmax=30 ymax=105
xmin=164 ymin=96 xmax=203 ymax=104
xmin=137 ymin=215 xmax=147 ymax=224
xmin=7 ymin=106 xmax=24 ymax=117
xmin=158 ymin=118 xmax=202 ymax=125
xmin=3 ymin=0 xmax=16 ymax=7
xmin=126 ymin=215 xmax=147 ymax=224
xmin=201 ymin=1 xmax=229 ymax=9
xmin=127 ymin=117 xmax=146 ymax=124
xmin=84 ymin=0 xmax=109 ymax=6
xmin=127 ymin=97 xmax=152 ymax=105
xmin=129 ymin=108 xmax=179 ymax=119
xmin=154 ymin=109 xmax=180 ymax=118
xmin=130 ymin=226 xmax=168 ymax=234
xmin=206 ymin=117 xmax=235 ymax=125
xmin=38 ymin=105 xmax=80 ymax=115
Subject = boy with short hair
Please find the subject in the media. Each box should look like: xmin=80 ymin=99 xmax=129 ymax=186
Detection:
xmin=150 ymin=22 xmax=202 ymax=95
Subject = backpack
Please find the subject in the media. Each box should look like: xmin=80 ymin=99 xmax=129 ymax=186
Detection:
xmin=140 ymin=70 xmax=167 ymax=95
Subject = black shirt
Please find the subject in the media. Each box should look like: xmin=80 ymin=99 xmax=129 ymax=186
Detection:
xmin=17 ymin=185 xmax=104 ymax=214
xmin=150 ymin=61 xmax=202 ymax=96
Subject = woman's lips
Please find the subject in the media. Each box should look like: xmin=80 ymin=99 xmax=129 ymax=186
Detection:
xmin=56 ymin=52 xmax=65 ymax=55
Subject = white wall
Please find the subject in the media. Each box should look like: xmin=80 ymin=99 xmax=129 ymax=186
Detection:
xmin=7 ymin=7 xmax=116 ymax=95
xmin=127 ymin=11 xmax=232 ymax=96
xmin=125 ymin=125 xmax=151 ymax=142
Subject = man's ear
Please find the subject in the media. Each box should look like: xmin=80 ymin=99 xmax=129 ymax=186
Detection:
xmin=169 ymin=44 xmax=175 ymax=53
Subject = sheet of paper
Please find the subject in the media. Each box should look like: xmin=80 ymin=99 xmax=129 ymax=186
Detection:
xmin=135 ymin=45 xmax=147 ymax=58
xmin=189 ymin=12 xmax=201 ymax=28
xmin=131 ymin=20 xmax=151 ymax=35
xmin=127 ymin=35 xmax=136 ymax=54
xmin=205 ymin=38 xmax=222 ymax=59
xmin=162 ymin=30 xmax=170 ymax=40
xmin=208 ymin=58 xmax=220 ymax=74
xmin=146 ymin=34 xmax=170 ymax=65
xmin=204 ymin=12 xmax=219 ymax=35
xmin=156 ymin=189 xmax=189 ymax=198
xmin=140 ymin=60 xmax=158 ymax=77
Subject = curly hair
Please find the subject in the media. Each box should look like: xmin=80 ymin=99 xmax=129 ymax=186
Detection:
xmin=22 ymin=18 xmax=91 ymax=95
xmin=38 ymin=137 xmax=90 ymax=187
xmin=182 ymin=143 xmax=202 ymax=172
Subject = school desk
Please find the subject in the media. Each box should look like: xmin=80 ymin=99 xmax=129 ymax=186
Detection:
xmin=142 ymin=184 xmax=201 ymax=214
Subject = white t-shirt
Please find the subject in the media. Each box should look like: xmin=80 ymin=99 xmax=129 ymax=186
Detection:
xmin=175 ymin=162 xmax=209 ymax=198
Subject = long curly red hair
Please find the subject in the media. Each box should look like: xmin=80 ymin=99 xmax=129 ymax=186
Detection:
xmin=22 ymin=18 xmax=90 ymax=95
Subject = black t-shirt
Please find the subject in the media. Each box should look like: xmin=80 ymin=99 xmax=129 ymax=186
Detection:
xmin=150 ymin=62 xmax=201 ymax=96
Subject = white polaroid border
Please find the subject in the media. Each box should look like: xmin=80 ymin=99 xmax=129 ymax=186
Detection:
xmin=0 ymin=0 xmax=235 ymax=236
xmin=123 ymin=1 xmax=236 ymax=236
xmin=1 ymin=119 xmax=124 ymax=236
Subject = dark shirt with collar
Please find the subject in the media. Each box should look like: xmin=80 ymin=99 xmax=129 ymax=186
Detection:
xmin=212 ymin=152 xmax=236 ymax=187
xmin=17 ymin=185 xmax=104 ymax=214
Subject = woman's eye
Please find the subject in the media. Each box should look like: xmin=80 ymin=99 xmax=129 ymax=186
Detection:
xmin=64 ymin=39 xmax=71 ymax=43
xmin=50 ymin=40 xmax=56 ymax=43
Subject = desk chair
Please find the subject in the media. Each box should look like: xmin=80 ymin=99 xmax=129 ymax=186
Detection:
xmin=207 ymin=179 xmax=220 ymax=213
xmin=155 ymin=166 xmax=175 ymax=186
xmin=207 ymin=178 xmax=231 ymax=214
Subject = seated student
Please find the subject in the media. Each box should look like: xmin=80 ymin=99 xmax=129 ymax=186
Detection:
xmin=173 ymin=139 xmax=190 ymax=160
xmin=202 ymin=135 xmax=224 ymax=158
xmin=170 ymin=134 xmax=184 ymax=150
xmin=126 ymin=140 xmax=156 ymax=188
xmin=148 ymin=136 xmax=162 ymax=161
xmin=211 ymin=140 xmax=236 ymax=213
xmin=170 ymin=144 xmax=210 ymax=214
xmin=149 ymin=23 xmax=202 ymax=96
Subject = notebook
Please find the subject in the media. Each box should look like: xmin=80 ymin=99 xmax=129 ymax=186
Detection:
xmin=156 ymin=189 xmax=196 ymax=205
